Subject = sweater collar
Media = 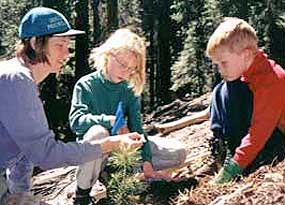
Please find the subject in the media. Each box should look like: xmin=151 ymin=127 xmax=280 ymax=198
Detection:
xmin=98 ymin=70 xmax=126 ymax=87
xmin=241 ymin=50 xmax=267 ymax=83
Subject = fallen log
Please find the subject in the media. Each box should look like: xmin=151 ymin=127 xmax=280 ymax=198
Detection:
xmin=144 ymin=92 xmax=211 ymax=125
xmin=154 ymin=107 xmax=210 ymax=134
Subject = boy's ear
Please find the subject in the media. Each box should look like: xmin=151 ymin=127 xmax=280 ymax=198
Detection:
xmin=242 ymin=48 xmax=256 ymax=68
xmin=242 ymin=48 xmax=253 ymax=60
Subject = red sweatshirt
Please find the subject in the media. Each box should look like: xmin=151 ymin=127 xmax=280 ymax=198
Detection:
xmin=233 ymin=50 xmax=285 ymax=169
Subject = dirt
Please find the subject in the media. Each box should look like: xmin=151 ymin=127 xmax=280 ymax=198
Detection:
xmin=31 ymin=93 xmax=285 ymax=205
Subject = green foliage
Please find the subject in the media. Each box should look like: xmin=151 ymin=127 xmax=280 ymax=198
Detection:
xmin=118 ymin=0 xmax=142 ymax=31
xmin=0 ymin=0 xmax=38 ymax=59
xmin=170 ymin=0 xmax=221 ymax=98
xmin=105 ymin=146 xmax=148 ymax=205
xmin=170 ymin=0 xmax=193 ymax=58
xmin=250 ymin=0 xmax=285 ymax=66
xmin=107 ymin=172 xmax=146 ymax=205
xmin=170 ymin=0 xmax=285 ymax=98
xmin=108 ymin=146 xmax=142 ymax=174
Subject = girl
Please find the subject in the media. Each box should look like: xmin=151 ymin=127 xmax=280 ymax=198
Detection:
xmin=69 ymin=28 xmax=186 ymax=204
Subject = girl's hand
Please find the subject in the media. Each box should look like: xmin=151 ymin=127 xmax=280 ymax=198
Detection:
xmin=117 ymin=125 xmax=130 ymax=135
xmin=117 ymin=132 xmax=144 ymax=149
xmin=143 ymin=161 xmax=174 ymax=182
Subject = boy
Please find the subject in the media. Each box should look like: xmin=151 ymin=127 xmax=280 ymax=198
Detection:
xmin=198 ymin=17 xmax=285 ymax=184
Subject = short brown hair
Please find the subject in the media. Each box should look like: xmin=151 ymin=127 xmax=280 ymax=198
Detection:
xmin=207 ymin=17 xmax=258 ymax=58
xmin=15 ymin=36 xmax=50 ymax=65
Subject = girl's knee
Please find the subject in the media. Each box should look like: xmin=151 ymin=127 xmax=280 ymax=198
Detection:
xmin=83 ymin=125 xmax=110 ymax=142
xmin=177 ymin=148 xmax=187 ymax=164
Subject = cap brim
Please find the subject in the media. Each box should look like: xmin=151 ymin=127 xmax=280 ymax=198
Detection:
xmin=53 ymin=29 xmax=85 ymax=37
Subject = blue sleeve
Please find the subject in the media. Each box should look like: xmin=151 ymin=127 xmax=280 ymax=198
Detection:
xmin=0 ymin=73 xmax=102 ymax=170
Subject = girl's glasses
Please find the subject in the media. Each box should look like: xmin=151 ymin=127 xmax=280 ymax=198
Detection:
xmin=110 ymin=54 xmax=137 ymax=73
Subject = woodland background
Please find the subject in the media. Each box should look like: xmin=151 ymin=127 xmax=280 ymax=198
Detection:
xmin=1 ymin=0 xmax=285 ymax=141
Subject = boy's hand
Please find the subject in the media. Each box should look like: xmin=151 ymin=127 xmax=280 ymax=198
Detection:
xmin=213 ymin=158 xmax=243 ymax=184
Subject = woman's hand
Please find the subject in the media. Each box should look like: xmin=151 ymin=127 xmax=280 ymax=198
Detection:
xmin=118 ymin=132 xmax=145 ymax=149
xmin=98 ymin=132 xmax=144 ymax=154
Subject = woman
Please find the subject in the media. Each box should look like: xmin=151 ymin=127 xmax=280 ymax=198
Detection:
xmin=0 ymin=7 xmax=143 ymax=204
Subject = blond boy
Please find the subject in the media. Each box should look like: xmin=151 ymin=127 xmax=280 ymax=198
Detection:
xmin=204 ymin=17 xmax=285 ymax=184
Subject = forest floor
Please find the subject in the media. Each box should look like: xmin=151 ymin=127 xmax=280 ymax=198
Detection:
xmin=31 ymin=93 xmax=285 ymax=205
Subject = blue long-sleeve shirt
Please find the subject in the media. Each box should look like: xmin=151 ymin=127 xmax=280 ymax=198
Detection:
xmin=0 ymin=58 xmax=103 ymax=170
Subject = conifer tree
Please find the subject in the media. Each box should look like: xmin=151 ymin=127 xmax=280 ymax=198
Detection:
xmin=171 ymin=0 xmax=220 ymax=98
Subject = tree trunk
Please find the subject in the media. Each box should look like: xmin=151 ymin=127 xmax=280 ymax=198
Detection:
xmin=0 ymin=31 xmax=5 ymax=56
xmin=156 ymin=0 xmax=172 ymax=105
xmin=142 ymin=0 xmax=156 ymax=110
xmin=74 ymin=0 xmax=90 ymax=80
xmin=92 ymin=0 xmax=102 ymax=46
xmin=42 ymin=0 xmax=56 ymax=7
xmin=107 ymin=0 xmax=118 ymax=32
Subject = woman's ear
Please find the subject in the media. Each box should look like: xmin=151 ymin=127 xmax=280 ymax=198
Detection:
xmin=30 ymin=37 xmax=36 ymax=50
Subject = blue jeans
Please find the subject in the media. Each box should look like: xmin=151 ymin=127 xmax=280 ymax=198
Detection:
xmin=0 ymin=152 xmax=33 ymax=202
xmin=6 ymin=155 xmax=33 ymax=194
xmin=1 ymin=153 xmax=33 ymax=204
xmin=0 ymin=168 xmax=8 ymax=204
xmin=211 ymin=79 xmax=285 ymax=173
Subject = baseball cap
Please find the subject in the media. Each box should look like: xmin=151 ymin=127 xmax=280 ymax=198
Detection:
xmin=19 ymin=7 xmax=85 ymax=39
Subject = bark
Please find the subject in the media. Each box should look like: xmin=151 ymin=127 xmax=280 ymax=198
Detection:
xmin=107 ymin=0 xmax=118 ymax=32
xmin=75 ymin=0 xmax=90 ymax=80
xmin=155 ymin=108 xmax=210 ymax=134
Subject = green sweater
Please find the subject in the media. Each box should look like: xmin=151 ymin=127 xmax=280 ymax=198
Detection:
xmin=69 ymin=71 xmax=152 ymax=162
